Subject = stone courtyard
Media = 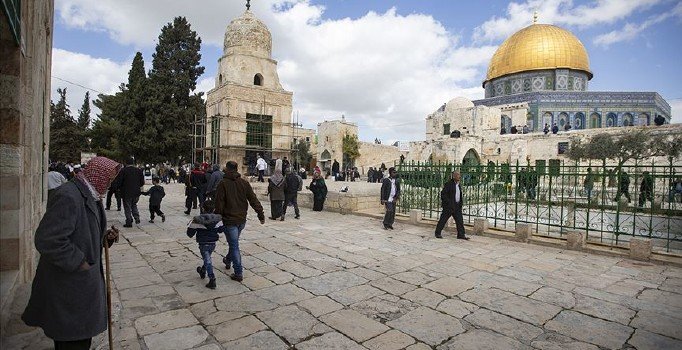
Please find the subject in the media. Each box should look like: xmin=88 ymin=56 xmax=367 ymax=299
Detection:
xmin=2 ymin=182 xmax=682 ymax=350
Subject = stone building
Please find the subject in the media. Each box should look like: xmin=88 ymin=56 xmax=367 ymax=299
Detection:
xmin=0 ymin=0 xmax=54 ymax=329
xmin=203 ymin=6 xmax=296 ymax=174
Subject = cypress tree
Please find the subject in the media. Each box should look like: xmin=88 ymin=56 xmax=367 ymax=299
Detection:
xmin=49 ymin=88 xmax=79 ymax=162
xmin=76 ymin=91 xmax=91 ymax=152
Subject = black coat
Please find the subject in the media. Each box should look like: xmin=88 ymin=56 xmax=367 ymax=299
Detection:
xmin=440 ymin=179 xmax=465 ymax=213
xmin=115 ymin=165 xmax=144 ymax=199
xmin=142 ymin=185 xmax=166 ymax=206
xmin=22 ymin=179 xmax=109 ymax=341
xmin=380 ymin=177 xmax=401 ymax=202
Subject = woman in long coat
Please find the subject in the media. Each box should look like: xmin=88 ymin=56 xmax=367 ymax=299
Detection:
xmin=309 ymin=169 xmax=328 ymax=211
xmin=23 ymin=156 xmax=121 ymax=350
xmin=268 ymin=159 xmax=287 ymax=219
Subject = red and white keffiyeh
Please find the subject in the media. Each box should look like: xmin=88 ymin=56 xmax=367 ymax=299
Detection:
xmin=78 ymin=156 xmax=122 ymax=198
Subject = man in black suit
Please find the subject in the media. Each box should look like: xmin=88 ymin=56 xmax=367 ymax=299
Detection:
xmin=380 ymin=167 xmax=400 ymax=230
xmin=114 ymin=157 xmax=144 ymax=227
xmin=435 ymin=171 xmax=469 ymax=240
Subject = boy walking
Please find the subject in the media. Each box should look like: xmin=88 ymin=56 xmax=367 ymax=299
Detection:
xmin=186 ymin=200 xmax=224 ymax=289
xmin=142 ymin=177 xmax=166 ymax=223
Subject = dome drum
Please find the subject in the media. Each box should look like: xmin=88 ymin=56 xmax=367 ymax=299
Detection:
xmin=484 ymin=69 xmax=589 ymax=98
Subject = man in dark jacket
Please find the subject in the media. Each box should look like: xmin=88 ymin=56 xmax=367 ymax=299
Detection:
xmin=638 ymin=171 xmax=654 ymax=207
xmin=215 ymin=161 xmax=265 ymax=281
xmin=116 ymin=157 xmax=144 ymax=227
xmin=105 ymin=170 xmax=123 ymax=211
xmin=332 ymin=159 xmax=340 ymax=179
xmin=142 ymin=177 xmax=166 ymax=223
xmin=435 ymin=171 xmax=469 ymax=240
xmin=185 ymin=163 xmax=207 ymax=215
xmin=282 ymin=167 xmax=302 ymax=220
xmin=205 ymin=164 xmax=224 ymax=199
xmin=380 ymin=167 xmax=401 ymax=230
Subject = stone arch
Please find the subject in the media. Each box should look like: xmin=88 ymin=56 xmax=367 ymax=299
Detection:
xmin=501 ymin=115 xmax=512 ymax=134
xmin=462 ymin=148 xmax=481 ymax=166
xmin=254 ymin=73 xmax=263 ymax=86
xmin=558 ymin=112 xmax=569 ymax=128
xmin=219 ymin=74 xmax=223 ymax=84
xmin=574 ymin=112 xmax=585 ymax=130
xmin=589 ymin=112 xmax=601 ymax=128
xmin=320 ymin=149 xmax=331 ymax=161
xmin=639 ymin=113 xmax=650 ymax=126
xmin=622 ymin=112 xmax=634 ymax=127
xmin=606 ymin=112 xmax=617 ymax=127
xmin=542 ymin=112 xmax=553 ymax=129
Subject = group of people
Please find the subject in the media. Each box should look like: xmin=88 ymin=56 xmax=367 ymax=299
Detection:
xmin=501 ymin=124 xmax=530 ymax=135
xmin=367 ymin=164 xmax=387 ymax=183
xmin=542 ymin=122 xmax=571 ymax=134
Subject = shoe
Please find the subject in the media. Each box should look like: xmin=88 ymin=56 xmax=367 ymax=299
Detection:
xmin=196 ymin=266 xmax=206 ymax=279
xmin=123 ymin=223 xmax=133 ymax=228
xmin=230 ymin=273 xmax=243 ymax=282
xmin=280 ymin=216 xmax=285 ymax=221
xmin=295 ymin=215 xmax=300 ymax=219
xmin=134 ymin=219 xmax=140 ymax=224
xmin=435 ymin=234 xmax=443 ymax=239
xmin=206 ymin=278 xmax=216 ymax=289
xmin=222 ymin=256 xmax=231 ymax=270
xmin=184 ymin=210 xmax=190 ymax=215
xmin=193 ymin=206 xmax=198 ymax=209
xmin=388 ymin=225 xmax=394 ymax=230
xmin=457 ymin=236 xmax=470 ymax=240
xmin=105 ymin=207 xmax=110 ymax=211
xmin=383 ymin=225 xmax=389 ymax=230
xmin=117 ymin=208 xmax=121 ymax=211
xmin=149 ymin=219 xmax=154 ymax=223
xmin=161 ymin=215 xmax=166 ymax=222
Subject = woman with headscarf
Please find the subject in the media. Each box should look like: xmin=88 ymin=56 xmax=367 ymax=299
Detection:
xmin=308 ymin=169 xmax=328 ymax=211
xmin=23 ymin=156 xmax=122 ymax=350
xmin=267 ymin=159 xmax=287 ymax=220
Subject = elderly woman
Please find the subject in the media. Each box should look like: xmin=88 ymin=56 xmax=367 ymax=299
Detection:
xmin=23 ymin=156 xmax=122 ymax=350
xmin=267 ymin=159 xmax=287 ymax=220
xmin=309 ymin=169 xmax=328 ymax=211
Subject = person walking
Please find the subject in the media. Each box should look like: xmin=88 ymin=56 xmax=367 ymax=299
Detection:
xmin=584 ymin=168 xmax=594 ymax=201
xmin=434 ymin=171 xmax=469 ymax=240
xmin=105 ymin=170 xmax=123 ymax=211
xmin=551 ymin=123 xmax=559 ymax=134
xmin=117 ymin=157 xmax=144 ymax=227
xmin=380 ymin=167 xmax=400 ymax=230
xmin=308 ymin=169 xmax=328 ymax=211
xmin=185 ymin=163 xmax=207 ymax=215
xmin=615 ymin=170 xmax=631 ymax=203
xmin=332 ymin=159 xmax=340 ymax=180
xmin=215 ymin=161 xmax=265 ymax=282
xmin=22 ymin=157 xmax=121 ymax=350
xmin=267 ymin=159 xmax=287 ymax=220
xmin=282 ymin=167 xmax=302 ymax=220
xmin=142 ymin=177 xmax=166 ymax=223
xmin=638 ymin=171 xmax=654 ymax=207
xmin=187 ymin=200 xmax=225 ymax=289
xmin=256 ymin=154 xmax=267 ymax=182
xmin=205 ymin=164 xmax=224 ymax=201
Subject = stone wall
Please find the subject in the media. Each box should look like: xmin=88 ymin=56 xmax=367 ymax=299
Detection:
xmin=355 ymin=142 xmax=404 ymax=174
xmin=315 ymin=119 xmax=358 ymax=172
xmin=0 ymin=0 xmax=54 ymax=326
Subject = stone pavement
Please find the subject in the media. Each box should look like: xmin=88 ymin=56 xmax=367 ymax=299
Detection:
xmin=2 ymin=182 xmax=682 ymax=349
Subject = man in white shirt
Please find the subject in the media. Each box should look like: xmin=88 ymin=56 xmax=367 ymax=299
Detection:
xmin=435 ymin=172 xmax=469 ymax=240
xmin=256 ymin=154 xmax=267 ymax=182
xmin=380 ymin=167 xmax=401 ymax=230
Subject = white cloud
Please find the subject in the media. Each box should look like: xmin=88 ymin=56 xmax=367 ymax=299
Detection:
xmin=593 ymin=2 xmax=682 ymax=47
xmin=473 ymin=0 xmax=662 ymax=42
xmin=51 ymin=48 xmax=131 ymax=119
xmin=55 ymin=1 xmax=497 ymax=141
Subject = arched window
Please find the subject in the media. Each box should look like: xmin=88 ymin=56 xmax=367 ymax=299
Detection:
xmin=219 ymin=74 xmax=223 ymax=84
xmin=574 ymin=112 xmax=585 ymax=130
xmin=558 ymin=112 xmax=569 ymax=128
xmin=606 ymin=113 xmax=617 ymax=127
xmin=622 ymin=113 xmax=633 ymax=127
xmin=639 ymin=113 xmax=650 ymax=126
xmin=254 ymin=73 xmax=263 ymax=86
xmin=589 ymin=113 xmax=601 ymax=128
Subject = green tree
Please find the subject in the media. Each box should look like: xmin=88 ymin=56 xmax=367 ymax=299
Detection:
xmin=121 ymin=52 xmax=148 ymax=159
xmin=293 ymin=140 xmax=313 ymax=170
xmin=49 ymin=88 xmax=79 ymax=162
xmin=76 ymin=91 xmax=91 ymax=152
xmin=91 ymin=91 xmax=126 ymax=161
xmin=342 ymin=134 xmax=360 ymax=167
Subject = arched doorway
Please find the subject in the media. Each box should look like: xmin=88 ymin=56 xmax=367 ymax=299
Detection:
xmin=558 ymin=112 xmax=569 ymax=128
xmin=542 ymin=112 xmax=553 ymax=129
xmin=622 ymin=113 xmax=633 ymax=127
xmin=606 ymin=112 xmax=617 ymax=127
xmin=589 ymin=113 xmax=601 ymax=128
xmin=574 ymin=112 xmax=585 ymax=130
xmin=461 ymin=149 xmax=481 ymax=185
xmin=319 ymin=149 xmax=331 ymax=173
xmin=639 ymin=113 xmax=650 ymax=126
xmin=501 ymin=115 xmax=512 ymax=134
xmin=462 ymin=148 xmax=481 ymax=166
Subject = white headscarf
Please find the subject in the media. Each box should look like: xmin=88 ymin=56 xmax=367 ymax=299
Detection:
xmin=270 ymin=159 xmax=284 ymax=185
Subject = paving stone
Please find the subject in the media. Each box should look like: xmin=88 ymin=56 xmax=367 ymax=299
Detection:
xmin=221 ymin=331 xmax=289 ymax=350
xmin=630 ymin=310 xmax=682 ymax=340
xmin=294 ymin=271 xmax=368 ymax=295
xmin=320 ymin=309 xmax=390 ymax=342
xmin=406 ymin=343 xmax=431 ymax=350
xmin=391 ymin=271 xmax=436 ymax=286
xmin=173 ymin=279 xmax=249 ymax=304
xmin=208 ymin=315 xmax=267 ymax=343
xmin=423 ymin=276 xmax=476 ymax=297
xmin=402 ymin=288 xmax=446 ymax=308
xmin=214 ymin=292 xmax=278 ymax=313
xmin=435 ymin=298 xmax=478 ymax=318
xmin=437 ymin=329 xmax=530 ymax=350
xmin=257 ymin=305 xmax=332 ymax=344
xmin=143 ymin=325 xmax=208 ymax=350
xmin=460 ymin=270 xmax=541 ymax=296
xmin=628 ymin=329 xmax=682 ymax=350
xmin=193 ymin=345 xmax=222 ymax=350
xmin=253 ymin=283 xmax=314 ymax=305
xmin=387 ymin=306 xmax=464 ymax=346
xmin=298 ymin=295 xmax=344 ymax=317
xmin=351 ymin=294 xmax=419 ymax=323
xmin=253 ymin=251 xmax=292 ymax=265
xmin=296 ymin=332 xmax=366 ymax=350
xmin=371 ymin=276 xmax=417 ymax=295
xmin=529 ymin=287 xmax=575 ymax=309
xmin=264 ymin=271 xmax=295 ymax=284
xmin=329 ymin=284 xmax=386 ymax=305
xmin=134 ymin=309 xmax=199 ymax=336
xmin=242 ymin=274 xmax=276 ymax=290
xmin=459 ymin=288 xmax=561 ymax=325
xmin=530 ymin=333 xmax=599 ymax=350
xmin=464 ymin=308 xmax=543 ymax=344
xmin=572 ymin=294 xmax=636 ymax=325
xmin=200 ymin=310 xmax=247 ymax=326
xmin=637 ymin=289 xmax=682 ymax=308
xmin=363 ymin=330 xmax=415 ymax=350
xmin=545 ymin=310 xmax=633 ymax=349
xmin=120 ymin=284 xmax=176 ymax=301
xmin=278 ymin=260 xmax=323 ymax=278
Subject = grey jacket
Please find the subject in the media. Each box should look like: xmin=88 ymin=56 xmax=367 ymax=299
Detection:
xmin=206 ymin=168 xmax=224 ymax=196
xmin=22 ymin=179 xmax=109 ymax=341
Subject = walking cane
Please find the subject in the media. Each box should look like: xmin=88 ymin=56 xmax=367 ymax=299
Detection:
xmin=104 ymin=225 xmax=118 ymax=350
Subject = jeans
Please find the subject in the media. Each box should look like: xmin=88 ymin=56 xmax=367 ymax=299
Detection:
xmin=383 ymin=201 xmax=396 ymax=226
xmin=527 ymin=187 xmax=536 ymax=200
xmin=123 ymin=196 xmax=140 ymax=224
xmin=199 ymin=243 xmax=216 ymax=279
xmin=584 ymin=186 xmax=592 ymax=200
xmin=225 ymin=223 xmax=246 ymax=276
xmin=149 ymin=204 xmax=164 ymax=220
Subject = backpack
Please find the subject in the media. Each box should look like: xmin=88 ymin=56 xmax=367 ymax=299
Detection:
xmin=296 ymin=174 xmax=303 ymax=191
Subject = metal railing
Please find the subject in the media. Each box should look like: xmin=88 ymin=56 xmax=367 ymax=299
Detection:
xmin=396 ymin=160 xmax=682 ymax=254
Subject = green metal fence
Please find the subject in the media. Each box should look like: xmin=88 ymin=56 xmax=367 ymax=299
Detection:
xmin=396 ymin=160 xmax=682 ymax=254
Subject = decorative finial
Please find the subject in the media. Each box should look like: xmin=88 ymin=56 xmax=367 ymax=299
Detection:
xmin=246 ymin=0 xmax=251 ymax=11
xmin=533 ymin=11 xmax=538 ymax=24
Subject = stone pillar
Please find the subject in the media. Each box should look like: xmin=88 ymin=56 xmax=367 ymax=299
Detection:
xmin=564 ymin=202 xmax=576 ymax=228
xmin=629 ymin=238 xmax=652 ymax=261
xmin=473 ymin=218 xmax=488 ymax=235
xmin=566 ymin=231 xmax=584 ymax=250
xmin=652 ymin=198 xmax=662 ymax=211
xmin=515 ymin=223 xmax=532 ymax=242
xmin=409 ymin=209 xmax=421 ymax=224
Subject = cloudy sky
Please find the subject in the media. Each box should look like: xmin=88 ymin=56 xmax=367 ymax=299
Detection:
xmin=52 ymin=0 xmax=682 ymax=142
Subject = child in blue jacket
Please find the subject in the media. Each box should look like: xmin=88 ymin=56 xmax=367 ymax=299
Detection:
xmin=186 ymin=200 xmax=225 ymax=289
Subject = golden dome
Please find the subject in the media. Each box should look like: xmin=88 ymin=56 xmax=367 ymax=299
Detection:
xmin=485 ymin=24 xmax=592 ymax=84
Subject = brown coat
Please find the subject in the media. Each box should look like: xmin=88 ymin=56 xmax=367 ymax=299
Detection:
xmin=215 ymin=170 xmax=265 ymax=225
